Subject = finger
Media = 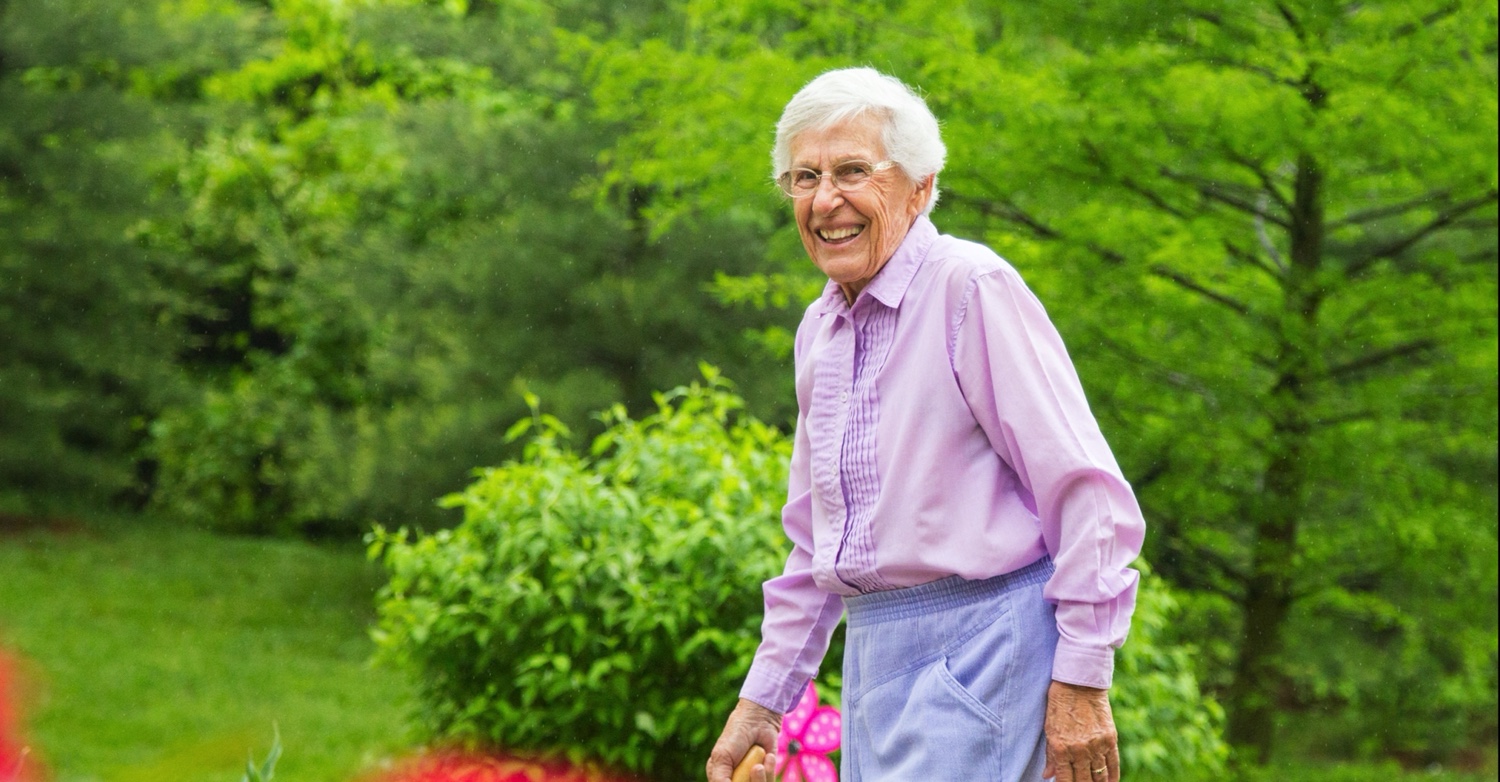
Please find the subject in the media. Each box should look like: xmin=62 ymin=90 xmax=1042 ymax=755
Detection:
xmin=707 ymin=751 xmax=732 ymax=782
xmin=1084 ymin=744 xmax=1110 ymax=782
xmin=731 ymin=745 xmax=766 ymax=782
xmin=712 ymin=742 xmax=749 ymax=782
xmin=1080 ymin=752 xmax=1108 ymax=782
xmin=1049 ymin=750 xmax=1072 ymax=782
xmin=1069 ymin=751 xmax=1097 ymax=782
xmin=1105 ymin=745 xmax=1121 ymax=782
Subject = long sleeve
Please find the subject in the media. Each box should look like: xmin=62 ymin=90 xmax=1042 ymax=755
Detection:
xmin=739 ymin=407 xmax=845 ymax=714
xmin=950 ymin=265 xmax=1145 ymax=689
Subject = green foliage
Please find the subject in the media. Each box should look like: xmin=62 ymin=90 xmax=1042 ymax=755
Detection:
xmin=371 ymin=370 xmax=1228 ymax=780
xmin=575 ymin=0 xmax=1499 ymax=764
xmin=370 ymin=371 xmax=794 ymax=779
xmin=241 ymin=724 xmax=282 ymax=782
xmin=1113 ymin=563 xmax=1230 ymax=780
xmin=0 ymin=0 xmax=190 ymax=506
xmin=3 ymin=0 xmax=1494 ymax=770
xmin=105 ymin=0 xmax=792 ymax=534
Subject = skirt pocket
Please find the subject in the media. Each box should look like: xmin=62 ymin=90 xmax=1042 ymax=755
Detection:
xmin=935 ymin=655 xmax=1006 ymax=730
xmin=851 ymin=661 xmax=1003 ymax=779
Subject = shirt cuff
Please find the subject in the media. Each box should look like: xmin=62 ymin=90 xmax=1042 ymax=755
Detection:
xmin=1051 ymin=638 xmax=1115 ymax=689
xmin=739 ymin=660 xmax=810 ymax=715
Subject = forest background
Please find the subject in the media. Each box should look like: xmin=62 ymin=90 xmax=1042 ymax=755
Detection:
xmin=0 ymin=0 xmax=1495 ymax=778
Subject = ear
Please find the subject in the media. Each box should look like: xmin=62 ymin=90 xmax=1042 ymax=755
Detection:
xmin=908 ymin=174 xmax=935 ymax=216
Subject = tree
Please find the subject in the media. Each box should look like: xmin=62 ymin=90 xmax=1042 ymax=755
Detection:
xmin=937 ymin=2 xmax=1499 ymax=761
xmin=142 ymin=0 xmax=794 ymax=533
xmin=576 ymin=0 xmax=1498 ymax=764
xmin=0 ymin=0 xmax=193 ymax=507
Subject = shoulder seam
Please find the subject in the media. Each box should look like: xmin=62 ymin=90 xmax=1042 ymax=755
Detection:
xmin=948 ymin=265 xmax=1018 ymax=370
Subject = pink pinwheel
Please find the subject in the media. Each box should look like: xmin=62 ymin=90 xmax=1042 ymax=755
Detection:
xmin=775 ymin=681 xmax=841 ymax=782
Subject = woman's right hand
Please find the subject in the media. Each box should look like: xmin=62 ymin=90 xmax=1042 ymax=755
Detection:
xmin=706 ymin=698 xmax=782 ymax=782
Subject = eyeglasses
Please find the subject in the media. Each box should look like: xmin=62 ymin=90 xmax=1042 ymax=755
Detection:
xmin=775 ymin=160 xmax=899 ymax=198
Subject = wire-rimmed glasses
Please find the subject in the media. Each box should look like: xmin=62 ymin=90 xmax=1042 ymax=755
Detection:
xmin=775 ymin=160 xmax=898 ymax=198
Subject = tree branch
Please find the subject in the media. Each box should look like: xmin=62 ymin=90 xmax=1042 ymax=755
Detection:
xmin=945 ymin=191 xmax=1061 ymax=240
xmin=1159 ymin=166 xmax=1292 ymax=227
xmin=1078 ymin=139 xmax=1193 ymax=220
xmin=1194 ymin=55 xmax=1301 ymax=88
xmin=1089 ymin=329 xmax=1224 ymax=407
xmin=1255 ymin=192 xmax=1289 ymax=271
xmin=1223 ymin=240 xmax=1283 ymax=279
xmin=1152 ymin=519 xmax=1251 ymax=599
xmin=1224 ymin=148 xmax=1294 ymax=214
xmin=1276 ymin=2 xmax=1309 ymax=43
xmin=1392 ymin=3 xmax=1461 ymax=38
xmin=1329 ymin=188 xmax=1454 ymax=229
xmin=1347 ymin=189 xmax=1499 ymax=275
xmin=946 ymin=191 xmax=1128 ymax=265
xmin=1326 ymin=338 xmax=1438 ymax=381
xmin=1123 ymin=175 xmax=1194 ymax=219
xmin=1150 ymin=264 xmax=1252 ymax=316
xmin=1307 ymin=410 xmax=1379 ymax=430
xmin=1462 ymin=245 xmax=1497 ymax=264
xmin=1186 ymin=9 xmax=1223 ymax=26
xmin=1131 ymin=457 xmax=1173 ymax=493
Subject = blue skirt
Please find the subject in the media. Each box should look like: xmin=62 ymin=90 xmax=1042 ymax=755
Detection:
xmin=840 ymin=557 xmax=1059 ymax=781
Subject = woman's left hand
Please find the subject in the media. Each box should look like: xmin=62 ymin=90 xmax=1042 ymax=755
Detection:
xmin=1043 ymin=681 xmax=1121 ymax=782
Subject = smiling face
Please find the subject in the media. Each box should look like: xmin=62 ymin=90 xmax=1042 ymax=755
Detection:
xmin=788 ymin=116 xmax=932 ymax=303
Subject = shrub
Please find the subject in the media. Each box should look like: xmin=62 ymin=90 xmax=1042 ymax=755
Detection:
xmin=147 ymin=366 xmax=523 ymax=537
xmin=370 ymin=368 xmax=795 ymax=780
xmin=1112 ymin=562 xmax=1230 ymax=780
xmin=370 ymin=368 xmax=1227 ymax=780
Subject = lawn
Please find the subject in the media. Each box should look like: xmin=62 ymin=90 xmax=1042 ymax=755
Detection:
xmin=1 ymin=513 xmax=1493 ymax=782
xmin=0 ymin=513 xmax=416 ymax=782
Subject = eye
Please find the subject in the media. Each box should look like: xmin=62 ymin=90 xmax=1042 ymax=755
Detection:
xmin=834 ymin=161 xmax=874 ymax=183
xmin=790 ymin=169 xmax=821 ymax=188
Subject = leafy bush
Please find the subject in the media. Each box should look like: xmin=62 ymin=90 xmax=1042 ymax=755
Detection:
xmin=370 ymin=369 xmax=795 ymax=779
xmin=370 ymin=369 xmax=1226 ymax=780
xmin=1112 ymin=562 xmax=1229 ymax=779
xmin=147 ymin=363 xmax=524 ymax=536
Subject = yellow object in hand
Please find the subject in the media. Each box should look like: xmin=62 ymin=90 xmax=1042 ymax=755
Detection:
xmin=731 ymin=745 xmax=768 ymax=782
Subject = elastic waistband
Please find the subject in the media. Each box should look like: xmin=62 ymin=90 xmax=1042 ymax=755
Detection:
xmin=844 ymin=557 xmax=1055 ymax=626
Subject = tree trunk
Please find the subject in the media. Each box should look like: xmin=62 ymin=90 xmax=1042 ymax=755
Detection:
xmin=1225 ymin=149 xmax=1326 ymax=761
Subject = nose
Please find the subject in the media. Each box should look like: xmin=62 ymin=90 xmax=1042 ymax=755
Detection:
xmin=810 ymin=174 xmax=844 ymax=213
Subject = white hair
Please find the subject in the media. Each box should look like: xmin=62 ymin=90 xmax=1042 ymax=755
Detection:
xmin=772 ymin=67 xmax=947 ymax=214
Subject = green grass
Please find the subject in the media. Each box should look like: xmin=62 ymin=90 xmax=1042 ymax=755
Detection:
xmin=2 ymin=514 xmax=1493 ymax=782
xmin=0 ymin=514 xmax=417 ymax=782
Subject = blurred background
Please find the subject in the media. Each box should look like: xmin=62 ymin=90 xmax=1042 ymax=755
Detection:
xmin=0 ymin=0 xmax=1494 ymax=780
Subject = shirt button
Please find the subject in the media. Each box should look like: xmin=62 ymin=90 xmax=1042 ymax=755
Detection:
xmin=840 ymin=391 xmax=849 ymax=402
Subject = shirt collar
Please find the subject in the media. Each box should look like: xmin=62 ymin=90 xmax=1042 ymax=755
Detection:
xmin=813 ymin=214 xmax=938 ymax=315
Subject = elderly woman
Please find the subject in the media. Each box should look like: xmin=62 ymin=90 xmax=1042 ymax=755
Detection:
xmin=705 ymin=68 xmax=1145 ymax=782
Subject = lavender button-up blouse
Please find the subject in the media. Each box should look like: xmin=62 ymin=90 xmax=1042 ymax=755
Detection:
xmin=739 ymin=215 xmax=1146 ymax=715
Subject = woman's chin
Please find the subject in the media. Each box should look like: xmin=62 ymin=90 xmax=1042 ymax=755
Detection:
xmin=814 ymin=254 xmax=874 ymax=284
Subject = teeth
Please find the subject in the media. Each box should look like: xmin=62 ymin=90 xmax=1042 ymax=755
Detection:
xmin=819 ymin=226 xmax=864 ymax=241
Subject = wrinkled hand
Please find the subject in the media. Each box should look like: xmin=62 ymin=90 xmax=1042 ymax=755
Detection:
xmin=1043 ymin=681 xmax=1120 ymax=782
xmin=706 ymin=698 xmax=782 ymax=782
